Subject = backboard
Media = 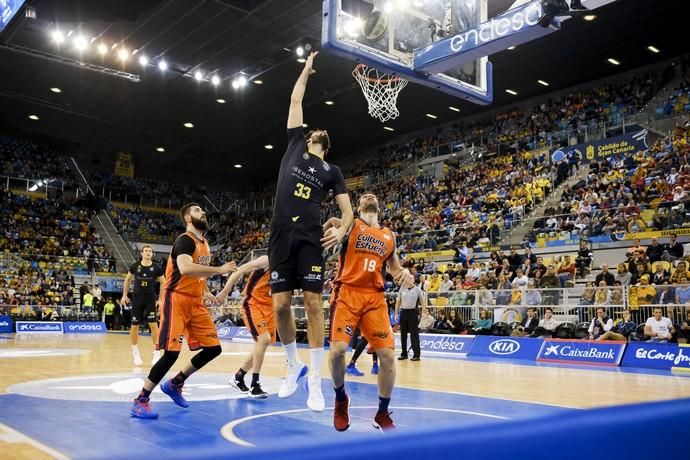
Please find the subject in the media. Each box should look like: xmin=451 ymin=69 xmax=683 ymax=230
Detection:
xmin=322 ymin=0 xmax=616 ymax=106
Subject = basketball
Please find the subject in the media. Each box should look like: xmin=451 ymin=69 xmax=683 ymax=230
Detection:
xmin=363 ymin=10 xmax=388 ymax=41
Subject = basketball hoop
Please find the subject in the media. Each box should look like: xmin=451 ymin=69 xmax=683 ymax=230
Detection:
xmin=352 ymin=64 xmax=408 ymax=123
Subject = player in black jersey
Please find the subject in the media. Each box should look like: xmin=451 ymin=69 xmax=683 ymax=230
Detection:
xmin=269 ymin=51 xmax=354 ymax=412
xmin=120 ymin=245 xmax=165 ymax=366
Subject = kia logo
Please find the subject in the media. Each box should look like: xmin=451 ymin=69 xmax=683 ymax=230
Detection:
xmin=489 ymin=339 xmax=520 ymax=355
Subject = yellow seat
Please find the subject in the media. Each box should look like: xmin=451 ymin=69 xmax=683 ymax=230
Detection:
xmin=543 ymin=257 xmax=554 ymax=267
xmin=434 ymin=297 xmax=449 ymax=307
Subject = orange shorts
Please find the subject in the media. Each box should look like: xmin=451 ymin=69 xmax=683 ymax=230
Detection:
xmin=242 ymin=298 xmax=276 ymax=343
xmin=157 ymin=291 xmax=220 ymax=352
xmin=329 ymin=285 xmax=393 ymax=350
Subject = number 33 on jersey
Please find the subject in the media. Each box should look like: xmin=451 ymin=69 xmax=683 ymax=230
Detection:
xmin=334 ymin=218 xmax=396 ymax=291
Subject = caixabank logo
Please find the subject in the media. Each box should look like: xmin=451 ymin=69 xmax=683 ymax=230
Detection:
xmin=16 ymin=322 xmax=63 ymax=333
xmin=537 ymin=339 xmax=626 ymax=366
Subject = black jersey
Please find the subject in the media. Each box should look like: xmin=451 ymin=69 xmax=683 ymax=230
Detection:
xmin=271 ymin=127 xmax=347 ymax=227
xmin=129 ymin=261 xmax=163 ymax=296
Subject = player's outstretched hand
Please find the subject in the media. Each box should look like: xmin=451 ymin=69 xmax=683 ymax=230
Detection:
xmin=219 ymin=261 xmax=237 ymax=274
xmin=323 ymin=217 xmax=342 ymax=232
xmin=321 ymin=226 xmax=344 ymax=250
xmin=204 ymin=290 xmax=221 ymax=307
xmin=119 ymin=295 xmax=129 ymax=306
xmin=305 ymin=51 xmax=318 ymax=74
xmin=394 ymin=268 xmax=414 ymax=288
xmin=156 ymin=297 xmax=164 ymax=310
xmin=214 ymin=289 xmax=228 ymax=305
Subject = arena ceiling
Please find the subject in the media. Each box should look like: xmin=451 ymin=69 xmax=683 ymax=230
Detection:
xmin=0 ymin=0 xmax=685 ymax=189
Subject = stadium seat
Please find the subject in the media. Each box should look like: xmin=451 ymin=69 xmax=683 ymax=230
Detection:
xmin=554 ymin=322 xmax=576 ymax=339
xmin=491 ymin=322 xmax=510 ymax=336
xmin=574 ymin=322 xmax=590 ymax=339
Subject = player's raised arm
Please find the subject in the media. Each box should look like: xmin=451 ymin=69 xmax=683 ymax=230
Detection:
xmin=287 ymin=51 xmax=318 ymax=129
xmin=321 ymin=193 xmax=354 ymax=250
xmin=216 ymin=256 xmax=269 ymax=304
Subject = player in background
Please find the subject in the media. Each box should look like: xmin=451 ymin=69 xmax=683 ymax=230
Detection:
xmin=215 ymin=255 xmax=273 ymax=399
xmin=130 ymin=203 xmax=237 ymax=419
xmin=325 ymin=192 xmax=413 ymax=431
xmin=345 ymin=332 xmax=378 ymax=376
xmin=120 ymin=245 xmax=165 ymax=366
xmin=269 ymin=50 xmax=354 ymax=412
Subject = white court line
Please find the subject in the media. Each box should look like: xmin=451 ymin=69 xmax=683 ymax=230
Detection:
xmin=221 ymin=352 xmax=284 ymax=356
xmin=220 ymin=406 xmax=507 ymax=448
xmin=0 ymin=422 xmax=70 ymax=460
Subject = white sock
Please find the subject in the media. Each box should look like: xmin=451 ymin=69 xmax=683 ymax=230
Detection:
xmin=283 ymin=341 xmax=298 ymax=363
xmin=310 ymin=348 xmax=324 ymax=374
xmin=131 ymin=345 xmax=140 ymax=353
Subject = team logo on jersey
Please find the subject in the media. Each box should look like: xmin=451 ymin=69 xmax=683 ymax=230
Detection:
xmin=360 ymin=225 xmax=366 ymax=231
xmin=308 ymin=166 xmax=316 ymax=174
xmin=345 ymin=325 xmax=353 ymax=336
xmin=311 ymin=266 xmax=322 ymax=273
xmin=178 ymin=335 xmax=184 ymax=344
xmin=372 ymin=330 xmax=389 ymax=339
xmin=271 ymin=271 xmax=279 ymax=280
xmin=302 ymin=152 xmax=309 ymax=160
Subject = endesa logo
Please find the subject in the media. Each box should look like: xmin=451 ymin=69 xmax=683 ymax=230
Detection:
xmin=488 ymin=339 xmax=520 ymax=355
xmin=414 ymin=334 xmax=475 ymax=355
xmin=64 ymin=322 xmax=106 ymax=333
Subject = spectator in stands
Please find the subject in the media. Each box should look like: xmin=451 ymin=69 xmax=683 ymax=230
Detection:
xmin=615 ymin=263 xmax=632 ymax=286
xmin=594 ymin=281 xmax=610 ymax=305
xmin=474 ymin=309 xmax=493 ymax=335
xmin=674 ymin=278 xmax=690 ymax=305
xmin=610 ymin=282 xmax=624 ymax=306
xmin=486 ymin=271 xmax=498 ymax=290
xmin=626 ymin=239 xmax=647 ymax=260
xmin=651 ymin=263 xmax=670 ymax=285
xmin=588 ymin=307 xmax=613 ymax=339
xmin=678 ymin=311 xmax=690 ymax=344
xmin=670 ymin=261 xmax=690 ymax=284
xmin=533 ymin=256 xmax=547 ymax=278
xmin=418 ymin=307 xmax=435 ymax=332
xmin=525 ymin=279 xmax=542 ymax=305
xmin=439 ymin=274 xmax=453 ymax=292
xmin=447 ymin=310 xmax=465 ymax=334
xmin=533 ymin=307 xmax=558 ymax=336
xmin=598 ymin=309 xmax=636 ymax=341
xmin=511 ymin=307 xmax=538 ymax=337
xmin=635 ymin=275 xmax=657 ymax=306
xmin=575 ymin=240 xmax=593 ymax=278
xmin=646 ymin=238 xmax=665 ymax=263
xmin=539 ymin=265 xmax=561 ymax=304
xmin=427 ymin=273 xmax=441 ymax=292
xmin=466 ymin=263 xmax=481 ymax=281
xmin=556 ymin=255 xmax=575 ymax=287
xmin=630 ymin=260 xmax=651 ymax=285
xmin=595 ymin=263 xmax=615 ymax=286
xmin=662 ymin=233 xmax=684 ymax=262
xmin=433 ymin=310 xmax=449 ymax=332
xmin=644 ymin=307 xmax=674 ymax=342
xmin=495 ymin=274 xmax=512 ymax=305
xmin=104 ymin=297 xmax=116 ymax=330
xmin=580 ymin=281 xmax=597 ymax=305
xmin=512 ymin=268 xmax=529 ymax=288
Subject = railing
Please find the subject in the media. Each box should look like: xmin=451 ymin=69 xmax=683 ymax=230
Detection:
xmin=212 ymin=284 xmax=690 ymax=329
xmin=0 ymin=174 xmax=65 ymax=195
xmin=0 ymin=252 xmax=112 ymax=273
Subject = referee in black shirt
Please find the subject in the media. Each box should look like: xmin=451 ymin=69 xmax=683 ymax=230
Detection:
xmin=268 ymin=50 xmax=354 ymax=412
xmin=120 ymin=245 xmax=165 ymax=366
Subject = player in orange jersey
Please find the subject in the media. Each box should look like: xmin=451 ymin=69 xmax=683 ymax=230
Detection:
xmin=215 ymin=255 xmax=274 ymax=399
xmin=130 ymin=203 xmax=237 ymax=419
xmin=324 ymin=192 xmax=413 ymax=432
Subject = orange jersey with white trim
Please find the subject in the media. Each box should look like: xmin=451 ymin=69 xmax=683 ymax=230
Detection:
xmin=164 ymin=231 xmax=211 ymax=298
xmin=242 ymin=270 xmax=271 ymax=306
xmin=334 ymin=218 xmax=395 ymax=291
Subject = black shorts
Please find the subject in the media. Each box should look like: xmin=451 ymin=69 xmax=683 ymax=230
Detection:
xmin=131 ymin=294 xmax=157 ymax=325
xmin=268 ymin=222 xmax=324 ymax=294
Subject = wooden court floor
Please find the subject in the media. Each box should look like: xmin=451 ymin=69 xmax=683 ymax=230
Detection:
xmin=1 ymin=333 xmax=690 ymax=458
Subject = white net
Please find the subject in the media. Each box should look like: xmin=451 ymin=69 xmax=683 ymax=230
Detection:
xmin=352 ymin=64 xmax=408 ymax=123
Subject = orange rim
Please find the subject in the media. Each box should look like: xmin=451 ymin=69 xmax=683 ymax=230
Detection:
xmin=353 ymin=63 xmax=402 ymax=84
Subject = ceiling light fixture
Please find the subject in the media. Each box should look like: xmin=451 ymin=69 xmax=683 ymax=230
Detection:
xmin=506 ymin=89 xmax=518 ymax=95
xmin=28 ymin=114 xmax=40 ymax=120
xmin=264 ymin=144 xmax=274 ymax=150
xmin=425 ymin=113 xmax=437 ymax=119
xmin=238 ymin=75 xmax=247 ymax=87
xmin=583 ymin=14 xmax=596 ymax=21
xmin=507 ymin=46 xmax=516 ymax=50
xmin=325 ymin=100 xmax=334 ymax=105
xmin=253 ymin=79 xmax=263 ymax=85
xmin=211 ymin=75 xmax=220 ymax=86
xmin=183 ymin=122 xmax=194 ymax=128
xmin=296 ymin=46 xmax=305 ymax=57
xmin=448 ymin=106 xmax=460 ymax=112
xmin=537 ymin=80 xmax=549 ymax=86
xmin=194 ymin=70 xmax=203 ymax=81
xmin=50 ymin=87 xmax=62 ymax=93
xmin=138 ymin=55 xmax=148 ymax=66
xmin=51 ymin=30 xmax=65 ymax=44
xmin=216 ymin=98 xmax=226 ymax=104
xmin=156 ymin=147 xmax=165 ymax=152
xmin=647 ymin=45 xmax=660 ymax=54
xmin=383 ymin=126 xmax=395 ymax=131
xmin=234 ymin=164 xmax=242 ymax=168
xmin=608 ymin=58 xmax=621 ymax=65
xmin=158 ymin=60 xmax=168 ymax=71
xmin=97 ymin=43 xmax=108 ymax=55
xmin=118 ymin=48 xmax=129 ymax=61
xmin=73 ymin=35 xmax=89 ymax=52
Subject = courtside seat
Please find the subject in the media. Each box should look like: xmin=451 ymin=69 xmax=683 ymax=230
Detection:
xmin=554 ymin=322 xmax=576 ymax=339
xmin=574 ymin=322 xmax=590 ymax=339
